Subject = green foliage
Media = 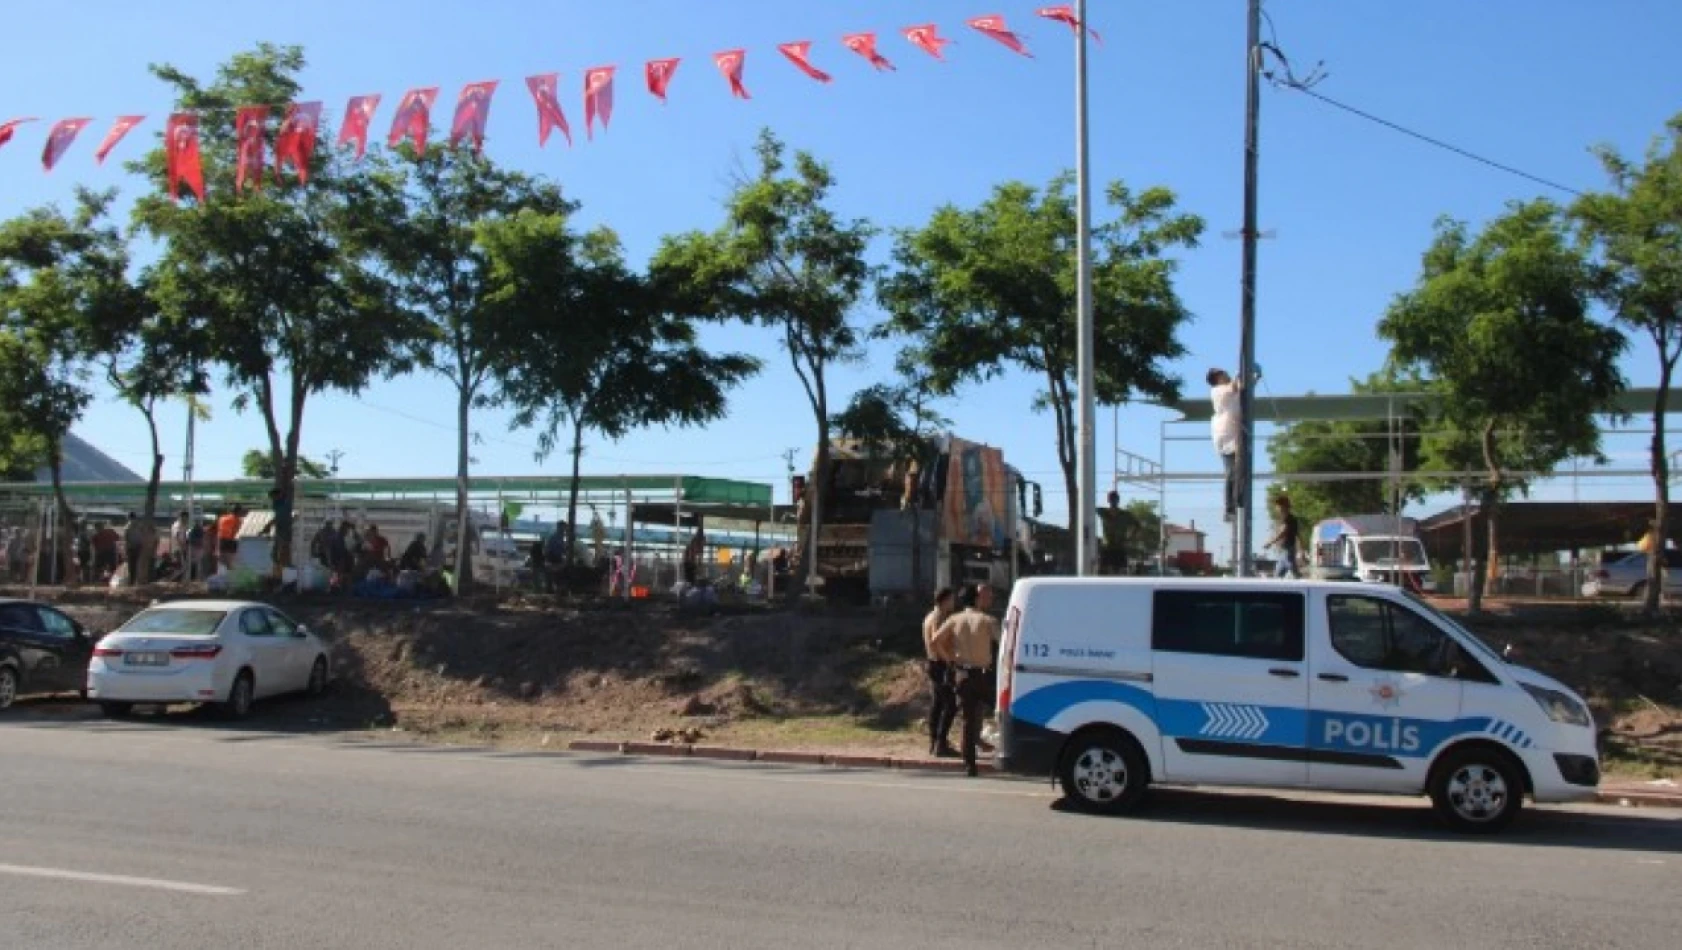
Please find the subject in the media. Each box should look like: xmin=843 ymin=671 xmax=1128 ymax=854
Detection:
xmin=1265 ymin=373 xmax=1427 ymax=528
xmin=242 ymin=449 xmax=328 ymax=480
xmin=1379 ymin=200 xmax=1626 ymax=497
xmin=879 ymin=173 xmax=1203 ymax=532
xmin=130 ymin=45 xmax=422 ymax=570
xmin=1571 ymin=111 xmax=1682 ymax=615
xmin=1100 ymin=498 xmax=1162 ymax=563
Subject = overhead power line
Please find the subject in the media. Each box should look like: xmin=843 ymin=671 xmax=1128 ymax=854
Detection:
xmin=1256 ymin=8 xmax=1584 ymax=198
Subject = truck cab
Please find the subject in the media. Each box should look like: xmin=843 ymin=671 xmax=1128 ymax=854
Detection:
xmin=1311 ymin=517 xmax=1435 ymax=592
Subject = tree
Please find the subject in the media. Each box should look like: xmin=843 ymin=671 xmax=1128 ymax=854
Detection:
xmin=0 ymin=189 xmax=139 ymax=583
xmin=651 ymin=130 xmax=873 ymax=594
xmin=1379 ymin=201 xmax=1626 ymax=612
xmin=1266 ymin=373 xmax=1427 ymax=530
xmin=241 ymin=449 xmax=329 ymax=481
xmin=372 ymin=145 xmax=578 ymax=592
xmin=1572 ymin=113 xmax=1682 ymax=615
xmin=496 ymin=226 xmax=759 ymax=566
xmin=880 ymin=173 xmax=1204 ymax=544
xmin=132 ymin=45 xmax=420 ymax=577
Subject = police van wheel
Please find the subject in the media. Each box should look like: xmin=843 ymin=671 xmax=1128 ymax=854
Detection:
xmin=1429 ymin=746 xmax=1524 ymax=834
xmin=1058 ymin=729 xmax=1149 ymax=815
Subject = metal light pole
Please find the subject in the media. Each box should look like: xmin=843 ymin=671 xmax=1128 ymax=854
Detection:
xmin=1235 ymin=0 xmax=1263 ymax=577
xmin=1074 ymin=0 xmax=1098 ymax=578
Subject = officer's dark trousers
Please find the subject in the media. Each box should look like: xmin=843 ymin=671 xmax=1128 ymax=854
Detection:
xmin=955 ymin=669 xmax=989 ymax=769
xmin=926 ymin=660 xmax=956 ymax=751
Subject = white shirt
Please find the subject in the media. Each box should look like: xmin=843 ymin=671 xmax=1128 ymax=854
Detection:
xmin=1211 ymin=383 xmax=1241 ymax=456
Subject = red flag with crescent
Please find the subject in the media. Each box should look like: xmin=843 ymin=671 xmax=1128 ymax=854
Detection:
xmin=842 ymin=33 xmax=896 ymax=72
xmin=451 ymin=81 xmax=498 ymax=153
xmin=42 ymin=118 xmax=91 ymax=172
xmin=778 ymin=42 xmax=832 ymax=84
xmin=235 ymin=106 xmax=268 ymax=193
xmin=165 ymin=114 xmax=205 ymax=203
xmin=714 ymin=50 xmax=750 ymax=100
xmin=904 ymin=24 xmax=953 ymax=61
xmin=274 ymin=102 xmax=322 ymax=185
xmin=1037 ymin=5 xmax=1102 ymax=43
xmin=339 ymin=94 xmax=381 ymax=160
xmin=646 ymin=58 xmax=680 ymax=103
xmin=0 ymin=117 xmax=37 ymax=153
xmin=525 ymin=74 xmax=572 ymax=147
xmin=389 ymin=87 xmax=439 ymax=154
xmin=968 ymin=15 xmax=1032 ymax=57
xmin=94 ymin=116 xmax=144 ymax=165
xmin=584 ymin=66 xmax=616 ymax=139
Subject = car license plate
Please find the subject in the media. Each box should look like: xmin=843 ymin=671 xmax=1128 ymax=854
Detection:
xmin=124 ymin=651 xmax=169 ymax=667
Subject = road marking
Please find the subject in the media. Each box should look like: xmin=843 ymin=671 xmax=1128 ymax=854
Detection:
xmin=0 ymin=863 xmax=244 ymax=896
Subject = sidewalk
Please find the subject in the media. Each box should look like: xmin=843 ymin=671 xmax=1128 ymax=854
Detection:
xmin=569 ymin=740 xmax=1682 ymax=808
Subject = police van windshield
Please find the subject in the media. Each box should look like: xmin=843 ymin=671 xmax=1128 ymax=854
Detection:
xmin=1401 ymin=591 xmax=1506 ymax=665
xmin=1357 ymin=538 xmax=1426 ymax=566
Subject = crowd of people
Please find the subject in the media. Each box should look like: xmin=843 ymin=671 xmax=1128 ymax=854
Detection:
xmin=308 ymin=518 xmax=435 ymax=594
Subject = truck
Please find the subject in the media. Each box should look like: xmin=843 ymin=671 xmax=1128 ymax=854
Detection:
xmin=1308 ymin=514 xmax=1436 ymax=592
xmin=796 ymin=435 xmax=1026 ymax=602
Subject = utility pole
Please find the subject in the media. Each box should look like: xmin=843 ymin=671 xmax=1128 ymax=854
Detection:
xmin=1074 ymin=0 xmax=1098 ymax=578
xmin=1235 ymin=0 xmax=1264 ymax=577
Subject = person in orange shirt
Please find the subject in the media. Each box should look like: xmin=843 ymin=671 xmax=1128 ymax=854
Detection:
xmin=216 ymin=505 xmax=246 ymax=572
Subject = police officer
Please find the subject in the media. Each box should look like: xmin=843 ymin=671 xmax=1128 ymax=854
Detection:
xmin=930 ymin=584 xmax=1000 ymax=777
xmin=922 ymin=587 xmax=958 ymax=758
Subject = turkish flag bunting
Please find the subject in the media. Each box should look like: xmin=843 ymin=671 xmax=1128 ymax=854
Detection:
xmin=715 ymin=49 xmax=750 ymax=99
xmin=968 ymin=15 xmax=1033 ymax=57
xmin=389 ymin=87 xmax=439 ymax=154
xmin=525 ymin=74 xmax=572 ymax=147
xmin=339 ymin=95 xmax=381 ymax=160
xmin=904 ymin=24 xmax=953 ymax=61
xmin=778 ymin=42 xmax=832 ymax=84
xmin=94 ymin=116 xmax=144 ymax=165
xmin=646 ymin=58 xmax=680 ymax=103
xmin=1037 ymin=5 xmax=1102 ymax=43
xmin=451 ymin=81 xmax=498 ymax=153
xmin=42 ymin=118 xmax=91 ymax=172
xmin=584 ymin=66 xmax=616 ymax=140
xmin=165 ymin=113 xmax=205 ymax=203
xmin=0 ymin=117 xmax=38 ymax=152
xmin=274 ymin=102 xmax=322 ymax=186
xmin=235 ymin=106 xmax=268 ymax=193
xmin=842 ymin=33 xmax=896 ymax=71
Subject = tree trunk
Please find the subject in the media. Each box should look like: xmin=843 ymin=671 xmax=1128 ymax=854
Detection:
xmin=1644 ymin=353 xmax=1673 ymax=616
xmin=46 ymin=443 xmax=75 ymax=587
xmin=273 ymin=389 xmax=305 ymax=578
xmin=137 ymin=406 xmax=163 ymax=585
xmin=566 ymin=415 xmax=585 ymax=568
xmin=1462 ymin=484 xmax=1481 ymax=615
xmin=453 ymin=385 xmax=474 ymax=594
xmin=803 ymin=419 xmax=830 ymax=597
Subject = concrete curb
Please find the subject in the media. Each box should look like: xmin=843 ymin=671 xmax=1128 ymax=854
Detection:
xmin=567 ymin=740 xmax=996 ymax=775
xmin=566 ymin=742 xmax=1668 ymax=801
xmin=1598 ymin=788 xmax=1682 ymax=810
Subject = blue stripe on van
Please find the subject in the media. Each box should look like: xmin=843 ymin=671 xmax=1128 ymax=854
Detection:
xmin=1014 ymin=680 xmax=1539 ymax=759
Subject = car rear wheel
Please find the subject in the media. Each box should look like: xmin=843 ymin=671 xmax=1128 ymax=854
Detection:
xmin=306 ymin=656 xmax=328 ymax=697
xmin=99 ymin=702 xmax=133 ymax=718
xmin=0 ymin=665 xmax=18 ymax=710
xmin=1058 ymin=728 xmax=1150 ymax=815
xmin=1429 ymin=746 xmax=1525 ymax=834
xmin=221 ymin=671 xmax=254 ymax=720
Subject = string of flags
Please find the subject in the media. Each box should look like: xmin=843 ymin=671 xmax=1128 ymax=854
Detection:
xmin=0 ymin=7 xmax=1099 ymax=203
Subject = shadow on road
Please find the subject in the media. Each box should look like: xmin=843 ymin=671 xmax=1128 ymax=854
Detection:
xmin=1049 ymin=787 xmax=1682 ymax=854
xmin=1 ymin=681 xmax=392 ymax=740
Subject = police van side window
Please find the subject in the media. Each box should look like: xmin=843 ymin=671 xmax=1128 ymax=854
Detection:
xmin=1327 ymin=596 xmax=1494 ymax=681
xmin=1151 ymin=591 xmax=1305 ymax=662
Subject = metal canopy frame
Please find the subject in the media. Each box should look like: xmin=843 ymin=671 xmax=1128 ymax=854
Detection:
xmin=1113 ymin=387 xmax=1682 ymax=571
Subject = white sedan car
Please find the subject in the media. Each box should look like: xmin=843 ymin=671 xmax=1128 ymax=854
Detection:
xmin=87 ymin=600 xmax=330 ymax=719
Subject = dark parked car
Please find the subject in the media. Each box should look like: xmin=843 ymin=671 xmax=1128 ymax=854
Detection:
xmin=0 ymin=598 xmax=96 ymax=710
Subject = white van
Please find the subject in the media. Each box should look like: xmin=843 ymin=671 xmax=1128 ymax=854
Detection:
xmin=995 ymin=578 xmax=1600 ymax=833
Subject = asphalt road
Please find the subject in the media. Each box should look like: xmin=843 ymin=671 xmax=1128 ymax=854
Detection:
xmin=2 ymin=714 xmax=1679 ymax=950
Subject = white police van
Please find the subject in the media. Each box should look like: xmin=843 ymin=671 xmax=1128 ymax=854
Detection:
xmin=995 ymin=577 xmax=1600 ymax=833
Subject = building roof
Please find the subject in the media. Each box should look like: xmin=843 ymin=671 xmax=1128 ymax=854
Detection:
xmin=1164 ymin=523 xmax=1206 ymax=538
xmin=1416 ymin=501 xmax=1677 ymax=558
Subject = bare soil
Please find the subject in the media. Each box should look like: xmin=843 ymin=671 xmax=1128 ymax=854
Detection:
xmin=10 ymin=585 xmax=1680 ymax=777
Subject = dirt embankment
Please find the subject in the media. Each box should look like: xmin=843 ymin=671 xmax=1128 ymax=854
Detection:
xmin=14 ymin=586 xmax=1682 ymax=775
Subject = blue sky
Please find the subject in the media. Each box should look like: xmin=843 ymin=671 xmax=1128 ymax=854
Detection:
xmin=3 ymin=1 xmax=1680 ymax=554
